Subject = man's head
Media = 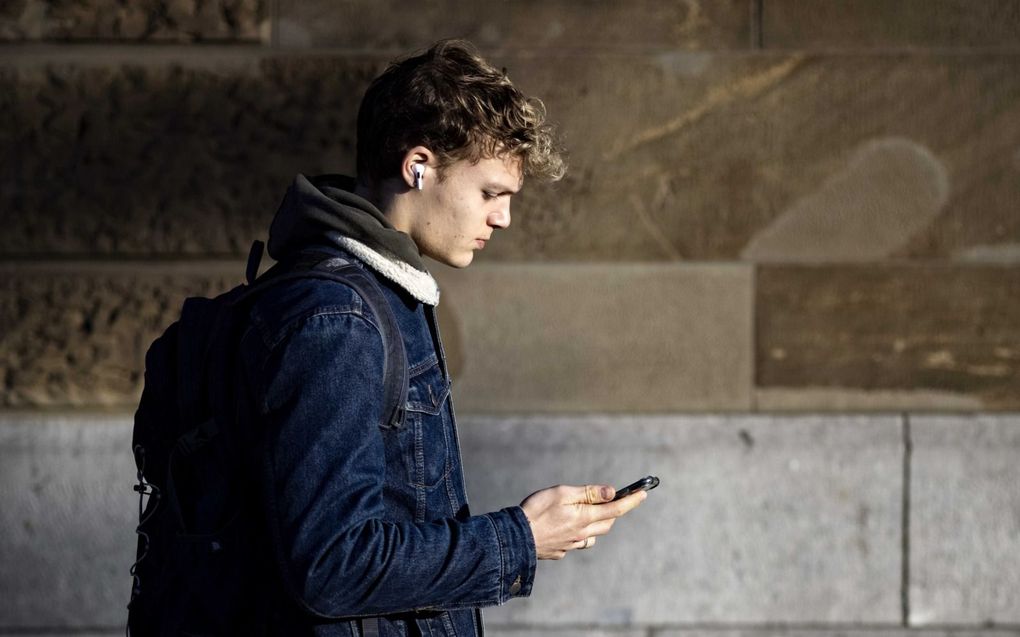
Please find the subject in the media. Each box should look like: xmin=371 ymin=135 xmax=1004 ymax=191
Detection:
xmin=356 ymin=39 xmax=565 ymax=187
xmin=354 ymin=40 xmax=565 ymax=268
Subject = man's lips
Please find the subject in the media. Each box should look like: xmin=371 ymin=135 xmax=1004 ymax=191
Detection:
xmin=475 ymin=238 xmax=488 ymax=249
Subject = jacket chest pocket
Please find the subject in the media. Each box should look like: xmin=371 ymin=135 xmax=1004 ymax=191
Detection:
xmin=394 ymin=359 xmax=453 ymax=491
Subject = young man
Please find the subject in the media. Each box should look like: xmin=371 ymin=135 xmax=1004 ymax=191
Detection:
xmin=239 ymin=40 xmax=646 ymax=635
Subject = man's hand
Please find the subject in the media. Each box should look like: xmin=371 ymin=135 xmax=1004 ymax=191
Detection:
xmin=519 ymin=484 xmax=647 ymax=560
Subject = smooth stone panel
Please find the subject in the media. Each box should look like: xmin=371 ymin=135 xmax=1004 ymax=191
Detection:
xmin=459 ymin=414 xmax=903 ymax=624
xmin=0 ymin=413 xmax=136 ymax=629
xmin=0 ymin=262 xmax=238 ymax=408
xmin=757 ymin=265 xmax=1020 ymax=410
xmin=277 ymin=0 xmax=753 ymax=51
xmin=435 ymin=263 xmax=753 ymax=412
xmin=763 ymin=0 xmax=1020 ymax=49
xmin=0 ymin=0 xmax=267 ymax=41
xmin=910 ymin=414 xmax=1020 ymax=624
xmin=4 ymin=51 xmax=1020 ymax=261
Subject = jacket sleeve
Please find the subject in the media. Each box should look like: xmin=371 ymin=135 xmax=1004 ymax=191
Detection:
xmin=253 ymin=308 xmax=536 ymax=618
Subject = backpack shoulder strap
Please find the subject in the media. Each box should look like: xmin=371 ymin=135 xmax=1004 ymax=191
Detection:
xmin=237 ymin=247 xmax=408 ymax=429
xmin=309 ymin=256 xmax=408 ymax=430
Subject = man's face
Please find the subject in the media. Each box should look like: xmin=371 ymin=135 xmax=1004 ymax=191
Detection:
xmin=408 ymin=154 xmax=523 ymax=268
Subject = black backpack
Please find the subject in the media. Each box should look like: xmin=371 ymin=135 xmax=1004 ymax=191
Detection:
xmin=127 ymin=241 xmax=408 ymax=636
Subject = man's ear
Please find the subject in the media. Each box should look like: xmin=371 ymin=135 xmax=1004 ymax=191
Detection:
xmin=401 ymin=146 xmax=436 ymax=190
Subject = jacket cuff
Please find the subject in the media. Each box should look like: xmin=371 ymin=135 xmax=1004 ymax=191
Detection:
xmin=485 ymin=506 xmax=537 ymax=602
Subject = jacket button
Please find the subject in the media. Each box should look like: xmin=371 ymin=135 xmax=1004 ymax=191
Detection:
xmin=509 ymin=576 xmax=522 ymax=595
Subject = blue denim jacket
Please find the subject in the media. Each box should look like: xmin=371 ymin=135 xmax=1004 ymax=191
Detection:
xmin=234 ymin=241 xmax=536 ymax=636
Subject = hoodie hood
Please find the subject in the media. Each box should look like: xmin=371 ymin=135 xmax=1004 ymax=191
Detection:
xmin=268 ymin=174 xmax=440 ymax=305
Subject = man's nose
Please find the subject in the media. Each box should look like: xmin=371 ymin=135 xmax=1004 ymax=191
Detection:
xmin=488 ymin=204 xmax=511 ymax=229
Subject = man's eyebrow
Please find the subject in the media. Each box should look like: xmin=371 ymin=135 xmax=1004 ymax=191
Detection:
xmin=485 ymin=182 xmax=521 ymax=195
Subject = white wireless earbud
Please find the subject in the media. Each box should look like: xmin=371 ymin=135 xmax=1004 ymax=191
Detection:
xmin=412 ymin=164 xmax=426 ymax=191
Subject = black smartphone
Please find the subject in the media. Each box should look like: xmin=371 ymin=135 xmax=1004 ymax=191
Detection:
xmin=611 ymin=475 xmax=660 ymax=501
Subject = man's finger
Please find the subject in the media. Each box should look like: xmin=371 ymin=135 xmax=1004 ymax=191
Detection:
xmin=583 ymin=517 xmax=616 ymax=538
xmin=576 ymin=484 xmax=615 ymax=505
xmin=587 ymin=489 xmax=647 ymax=521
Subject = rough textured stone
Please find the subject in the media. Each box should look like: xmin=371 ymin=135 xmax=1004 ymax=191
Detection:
xmin=276 ymin=0 xmax=753 ymax=51
xmin=434 ymin=263 xmax=753 ymax=412
xmin=910 ymin=414 xmax=1020 ymax=624
xmin=0 ymin=0 xmax=268 ymax=41
xmin=0 ymin=49 xmax=380 ymax=255
xmin=757 ymin=265 xmax=1020 ymax=410
xmin=4 ymin=51 xmax=1020 ymax=260
xmin=0 ymin=262 xmax=238 ymax=407
xmin=763 ymin=0 xmax=1020 ymax=49
xmin=0 ymin=413 xmax=136 ymax=629
xmin=460 ymin=414 xmax=903 ymax=624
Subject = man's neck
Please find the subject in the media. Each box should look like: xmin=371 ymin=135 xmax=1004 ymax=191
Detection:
xmin=354 ymin=178 xmax=413 ymax=235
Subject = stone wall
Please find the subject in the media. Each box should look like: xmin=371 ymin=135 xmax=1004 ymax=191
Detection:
xmin=1 ymin=1 xmax=1018 ymax=635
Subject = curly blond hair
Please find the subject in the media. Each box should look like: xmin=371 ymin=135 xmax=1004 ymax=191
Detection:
xmin=357 ymin=39 xmax=565 ymax=184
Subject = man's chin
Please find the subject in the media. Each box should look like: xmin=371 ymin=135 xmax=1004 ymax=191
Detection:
xmin=429 ymin=251 xmax=474 ymax=269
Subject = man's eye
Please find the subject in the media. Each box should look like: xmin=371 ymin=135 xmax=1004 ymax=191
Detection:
xmin=482 ymin=191 xmax=498 ymax=200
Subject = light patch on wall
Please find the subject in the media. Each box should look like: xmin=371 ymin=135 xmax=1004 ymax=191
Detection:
xmin=741 ymin=138 xmax=949 ymax=262
xmin=953 ymin=243 xmax=1020 ymax=264
xmin=276 ymin=19 xmax=312 ymax=48
xmin=654 ymin=51 xmax=712 ymax=77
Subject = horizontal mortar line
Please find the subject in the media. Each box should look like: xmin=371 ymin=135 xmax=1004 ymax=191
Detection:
xmin=4 ymin=626 xmax=1020 ymax=636
xmin=0 ymin=258 xmax=248 ymax=274
xmin=0 ymin=406 xmax=137 ymax=416
xmin=4 ymin=43 xmax=1020 ymax=64
xmin=487 ymin=621 xmax=1020 ymax=631
xmin=2 ymin=257 xmax=1020 ymax=269
xmin=5 ymin=409 xmax=1011 ymax=419
xmin=0 ymin=629 xmax=125 ymax=635
xmin=460 ymin=409 xmax=1019 ymax=418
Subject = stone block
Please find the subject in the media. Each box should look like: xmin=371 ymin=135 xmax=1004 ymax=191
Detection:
xmin=756 ymin=265 xmax=1020 ymax=410
xmin=0 ymin=49 xmax=380 ymax=255
xmin=459 ymin=414 xmax=904 ymax=624
xmin=0 ymin=260 xmax=751 ymax=411
xmin=0 ymin=262 xmax=238 ymax=407
xmin=434 ymin=263 xmax=753 ymax=412
xmin=479 ymin=52 xmax=1020 ymax=264
xmin=0 ymin=413 xmax=136 ymax=629
xmin=0 ymin=0 xmax=268 ymax=41
xmin=276 ymin=0 xmax=753 ymax=51
xmin=909 ymin=414 xmax=1020 ymax=624
xmin=763 ymin=0 xmax=1020 ymax=49
xmin=3 ymin=50 xmax=1019 ymax=262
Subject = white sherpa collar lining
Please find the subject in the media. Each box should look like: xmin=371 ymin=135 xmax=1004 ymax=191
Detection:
xmin=332 ymin=235 xmax=440 ymax=306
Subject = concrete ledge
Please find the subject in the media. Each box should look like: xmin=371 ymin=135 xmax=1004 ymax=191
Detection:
xmin=910 ymin=413 xmax=1020 ymax=625
xmin=7 ymin=412 xmax=1018 ymax=630
xmin=0 ymin=413 xmax=137 ymax=629
xmin=459 ymin=414 xmax=903 ymax=624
